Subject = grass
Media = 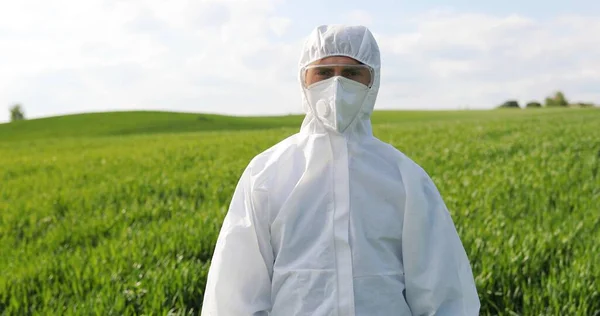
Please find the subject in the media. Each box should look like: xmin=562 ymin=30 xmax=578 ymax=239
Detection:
xmin=1 ymin=107 xmax=599 ymax=315
xmin=0 ymin=107 xmax=572 ymax=141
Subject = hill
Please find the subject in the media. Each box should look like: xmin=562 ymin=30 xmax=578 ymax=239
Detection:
xmin=0 ymin=111 xmax=302 ymax=141
xmin=0 ymin=107 xmax=592 ymax=141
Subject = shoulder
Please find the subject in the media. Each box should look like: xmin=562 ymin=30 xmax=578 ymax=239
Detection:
xmin=369 ymin=137 xmax=428 ymax=175
xmin=366 ymin=137 xmax=438 ymax=194
xmin=244 ymin=133 xmax=304 ymax=190
xmin=366 ymin=139 xmax=451 ymax=220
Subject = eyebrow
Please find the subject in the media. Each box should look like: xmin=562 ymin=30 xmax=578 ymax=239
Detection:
xmin=312 ymin=65 xmax=364 ymax=69
xmin=313 ymin=66 xmax=337 ymax=71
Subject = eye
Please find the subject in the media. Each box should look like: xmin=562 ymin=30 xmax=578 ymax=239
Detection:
xmin=342 ymin=68 xmax=364 ymax=77
xmin=346 ymin=70 xmax=360 ymax=76
xmin=316 ymin=68 xmax=333 ymax=76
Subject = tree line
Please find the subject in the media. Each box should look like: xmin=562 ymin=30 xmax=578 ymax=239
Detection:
xmin=498 ymin=91 xmax=597 ymax=109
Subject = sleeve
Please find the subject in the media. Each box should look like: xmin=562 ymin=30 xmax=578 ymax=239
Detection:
xmin=200 ymin=166 xmax=274 ymax=316
xmin=401 ymin=166 xmax=480 ymax=315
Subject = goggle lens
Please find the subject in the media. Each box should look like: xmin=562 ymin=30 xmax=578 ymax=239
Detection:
xmin=302 ymin=64 xmax=373 ymax=88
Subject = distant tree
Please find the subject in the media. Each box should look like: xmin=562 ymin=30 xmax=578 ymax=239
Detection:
xmin=498 ymin=100 xmax=520 ymax=109
xmin=570 ymin=102 xmax=595 ymax=108
xmin=9 ymin=104 xmax=25 ymax=122
xmin=526 ymin=101 xmax=542 ymax=108
xmin=554 ymin=91 xmax=568 ymax=106
xmin=545 ymin=91 xmax=568 ymax=107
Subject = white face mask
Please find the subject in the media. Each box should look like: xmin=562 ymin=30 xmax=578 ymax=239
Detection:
xmin=304 ymin=76 xmax=369 ymax=133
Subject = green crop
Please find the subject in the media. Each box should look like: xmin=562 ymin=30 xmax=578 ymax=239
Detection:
xmin=1 ymin=108 xmax=599 ymax=315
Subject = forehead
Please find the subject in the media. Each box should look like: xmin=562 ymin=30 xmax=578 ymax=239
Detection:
xmin=310 ymin=55 xmax=362 ymax=65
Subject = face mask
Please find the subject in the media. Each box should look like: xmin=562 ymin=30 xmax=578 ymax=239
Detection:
xmin=304 ymin=76 xmax=369 ymax=133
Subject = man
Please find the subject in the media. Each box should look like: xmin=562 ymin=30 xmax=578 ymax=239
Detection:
xmin=200 ymin=24 xmax=480 ymax=315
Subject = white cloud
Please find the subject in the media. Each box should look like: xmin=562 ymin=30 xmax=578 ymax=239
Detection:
xmin=344 ymin=10 xmax=373 ymax=26
xmin=268 ymin=17 xmax=292 ymax=37
xmin=0 ymin=0 xmax=300 ymax=122
xmin=374 ymin=10 xmax=600 ymax=109
xmin=0 ymin=3 xmax=599 ymax=123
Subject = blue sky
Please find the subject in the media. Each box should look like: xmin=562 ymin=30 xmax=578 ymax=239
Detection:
xmin=1 ymin=0 xmax=599 ymax=123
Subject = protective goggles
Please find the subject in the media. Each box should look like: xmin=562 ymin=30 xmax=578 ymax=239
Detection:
xmin=301 ymin=63 xmax=374 ymax=89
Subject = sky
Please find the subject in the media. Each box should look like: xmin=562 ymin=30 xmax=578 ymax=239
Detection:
xmin=1 ymin=0 xmax=599 ymax=123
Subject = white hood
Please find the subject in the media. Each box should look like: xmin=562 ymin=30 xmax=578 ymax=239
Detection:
xmin=201 ymin=24 xmax=480 ymax=316
xmin=298 ymin=25 xmax=381 ymax=139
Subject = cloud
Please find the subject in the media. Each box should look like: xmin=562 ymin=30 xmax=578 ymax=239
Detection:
xmin=0 ymin=3 xmax=599 ymax=123
xmin=344 ymin=10 xmax=373 ymax=26
xmin=0 ymin=0 xmax=300 ymax=122
xmin=374 ymin=10 xmax=600 ymax=109
xmin=268 ymin=17 xmax=292 ymax=37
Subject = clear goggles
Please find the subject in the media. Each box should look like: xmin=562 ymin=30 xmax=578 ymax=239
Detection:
xmin=301 ymin=63 xmax=374 ymax=89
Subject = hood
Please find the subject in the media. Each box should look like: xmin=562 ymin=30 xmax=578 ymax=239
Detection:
xmin=298 ymin=24 xmax=381 ymax=139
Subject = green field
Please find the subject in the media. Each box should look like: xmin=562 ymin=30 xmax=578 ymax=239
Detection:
xmin=1 ymin=108 xmax=599 ymax=315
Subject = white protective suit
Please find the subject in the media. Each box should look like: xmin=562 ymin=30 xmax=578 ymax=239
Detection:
xmin=200 ymin=25 xmax=480 ymax=316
